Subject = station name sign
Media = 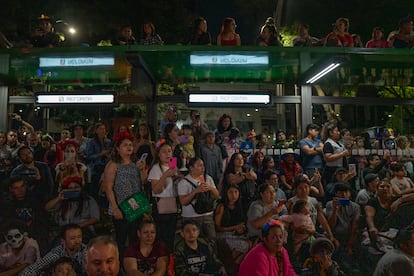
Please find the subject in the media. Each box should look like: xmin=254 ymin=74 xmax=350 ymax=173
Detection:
xmin=190 ymin=52 xmax=269 ymax=66
xmin=36 ymin=93 xmax=115 ymax=105
xmin=187 ymin=92 xmax=270 ymax=107
xmin=39 ymin=56 xmax=115 ymax=67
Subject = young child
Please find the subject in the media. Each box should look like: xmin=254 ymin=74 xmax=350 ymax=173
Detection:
xmin=49 ymin=257 xmax=75 ymax=276
xmin=279 ymin=199 xmax=315 ymax=255
xmin=174 ymin=220 xmax=227 ymax=276
xmin=390 ymin=162 xmax=414 ymax=195
xmin=181 ymin=124 xmax=195 ymax=160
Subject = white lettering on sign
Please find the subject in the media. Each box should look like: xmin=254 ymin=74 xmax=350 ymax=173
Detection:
xmin=190 ymin=53 xmax=268 ymax=65
xmin=39 ymin=57 xmax=115 ymax=67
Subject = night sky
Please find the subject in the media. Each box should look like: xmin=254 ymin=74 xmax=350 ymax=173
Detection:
xmin=0 ymin=0 xmax=413 ymax=46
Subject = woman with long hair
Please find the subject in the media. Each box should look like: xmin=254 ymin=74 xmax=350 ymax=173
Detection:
xmin=222 ymin=153 xmax=257 ymax=213
xmin=217 ymin=17 xmax=241 ymax=46
xmin=147 ymin=141 xmax=178 ymax=251
xmin=102 ymin=130 xmax=147 ymax=254
xmin=140 ymin=22 xmax=163 ymax=45
xmin=133 ymin=123 xmax=156 ymax=167
xmin=214 ymin=184 xmax=250 ymax=273
xmin=45 ymin=176 xmax=100 ymax=241
xmin=215 ymin=113 xmax=240 ymax=165
xmin=123 ymin=219 xmax=169 ymax=275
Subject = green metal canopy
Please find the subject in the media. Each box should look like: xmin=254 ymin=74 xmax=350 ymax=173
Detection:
xmin=2 ymin=45 xmax=414 ymax=88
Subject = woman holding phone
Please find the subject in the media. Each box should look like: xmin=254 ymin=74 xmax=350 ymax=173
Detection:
xmin=102 ymin=130 xmax=148 ymax=255
xmin=44 ymin=176 xmax=100 ymax=242
xmin=147 ymin=141 xmax=178 ymax=251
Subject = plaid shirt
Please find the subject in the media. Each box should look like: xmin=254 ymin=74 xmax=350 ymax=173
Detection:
xmin=19 ymin=244 xmax=86 ymax=276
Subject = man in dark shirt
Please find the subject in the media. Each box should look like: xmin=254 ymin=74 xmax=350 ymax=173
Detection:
xmin=362 ymin=152 xmax=390 ymax=179
xmin=30 ymin=14 xmax=61 ymax=48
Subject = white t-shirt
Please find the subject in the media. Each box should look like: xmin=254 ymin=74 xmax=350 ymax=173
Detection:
xmin=177 ymin=174 xmax=216 ymax=218
xmin=148 ymin=163 xmax=176 ymax=198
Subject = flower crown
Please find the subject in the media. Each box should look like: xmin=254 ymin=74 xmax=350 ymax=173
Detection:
xmin=62 ymin=176 xmax=83 ymax=188
xmin=60 ymin=139 xmax=79 ymax=150
xmin=114 ymin=131 xmax=134 ymax=144
xmin=262 ymin=219 xmax=282 ymax=232
xmin=156 ymin=138 xmax=167 ymax=149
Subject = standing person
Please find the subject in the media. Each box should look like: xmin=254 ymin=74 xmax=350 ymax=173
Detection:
xmin=140 ymin=22 xmax=163 ymax=45
xmin=188 ymin=109 xmax=209 ymax=157
xmin=184 ymin=17 xmax=212 ymax=45
xmin=366 ymin=27 xmax=390 ymax=48
xmin=178 ymin=157 xmax=220 ymax=241
xmin=111 ymin=24 xmax=136 ymax=45
xmin=256 ymin=24 xmax=283 ymax=46
xmin=222 ymin=153 xmax=257 ymax=214
xmin=123 ymin=219 xmax=169 ymax=275
xmin=355 ymin=173 xmax=379 ymax=206
xmin=217 ymin=17 xmax=241 ymax=46
xmin=147 ymin=142 xmax=178 ymax=251
xmin=293 ymin=23 xmax=321 ymax=46
xmin=279 ymin=149 xmax=303 ymax=198
xmin=85 ymin=236 xmax=120 ymax=276
xmin=373 ymin=228 xmax=414 ymax=275
xmin=200 ymin=131 xmax=223 ymax=186
xmin=102 ymin=131 xmax=147 ymax=256
xmin=85 ymin=122 xmax=112 ymax=199
xmin=322 ymin=124 xmax=350 ymax=186
xmin=215 ymin=113 xmax=240 ymax=164
xmin=0 ymin=131 xmax=12 ymax=181
xmin=239 ymin=219 xmax=296 ymax=276
xmin=70 ymin=122 xmax=89 ymax=164
xmin=20 ymin=224 xmax=86 ymax=276
xmin=324 ymin=17 xmax=354 ymax=47
xmin=299 ymin=123 xmax=324 ymax=178
xmin=30 ymin=14 xmax=61 ymax=48
xmin=133 ymin=123 xmax=156 ymax=167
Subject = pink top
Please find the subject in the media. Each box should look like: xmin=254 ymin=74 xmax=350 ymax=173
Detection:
xmin=238 ymin=243 xmax=296 ymax=276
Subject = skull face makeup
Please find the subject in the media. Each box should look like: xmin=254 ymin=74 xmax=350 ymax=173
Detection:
xmin=5 ymin=229 xmax=25 ymax=249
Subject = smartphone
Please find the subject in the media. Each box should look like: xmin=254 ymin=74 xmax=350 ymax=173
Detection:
xmin=168 ymin=157 xmax=177 ymax=169
xmin=348 ymin=164 xmax=356 ymax=174
xmin=62 ymin=189 xmax=80 ymax=199
xmin=277 ymin=199 xmax=285 ymax=207
xmin=198 ymin=175 xmax=205 ymax=184
xmin=139 ymin=153 xmax=148 ymax=162
xmin=337 ymin=198 xmax=350 ymax=206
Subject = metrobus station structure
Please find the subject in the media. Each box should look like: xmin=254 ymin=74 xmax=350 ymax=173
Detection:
xmin=1 ymin=45 xmax=414 ymax=147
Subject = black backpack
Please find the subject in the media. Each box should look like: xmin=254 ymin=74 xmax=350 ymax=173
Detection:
xmin=184 ymin=178 xmax=215 ymax=214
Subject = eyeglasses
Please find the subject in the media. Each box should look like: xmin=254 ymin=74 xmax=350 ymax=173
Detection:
xmin=262 ymin=219 xmax=281 ymax=232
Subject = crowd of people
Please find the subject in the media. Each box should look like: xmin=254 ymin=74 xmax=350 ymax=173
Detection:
xmin=1 ymin=13 xmax=413 ymax=49
xmin=1 ymin=106 xmax=414 ymax=275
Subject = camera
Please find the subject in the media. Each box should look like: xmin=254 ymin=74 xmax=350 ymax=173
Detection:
xmin=195 ymin=113 xmax=200 ymax=120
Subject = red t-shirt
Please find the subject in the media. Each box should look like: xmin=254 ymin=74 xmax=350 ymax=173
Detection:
xmin=124 ymin=240 xmax=169 ymax=273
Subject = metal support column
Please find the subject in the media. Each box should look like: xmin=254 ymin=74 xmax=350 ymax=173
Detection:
xmin=0 ymin=54 xmax=9 ymax=131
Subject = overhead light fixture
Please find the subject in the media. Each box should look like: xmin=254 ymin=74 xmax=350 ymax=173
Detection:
xmin=306 ymin=63 xmax=341 ymax=84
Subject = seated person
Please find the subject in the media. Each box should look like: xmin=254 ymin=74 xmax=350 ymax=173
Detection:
xmin=214 ymin=184 xmax=250 ymax=274
xmin=303 ymin=238 xmax=346 ymax=276
xmin=261 ymin=169 xmax=287 ymax=202
xmin=174 ymin=220 xmax=227 ymax=276
xmin=48 ymin=257 xmax=76 ymax=276
xmin=325 ymin=183 xmax=360 ymax=256
xmin=19 ymin=224 xmax=86 ymax=276
xmin=124 ymin=219 xmax=169 ymax=275
xmin=280 ymin=199 xmax=315 ymax=255
xmin=247 ymin=184 xmax=288 ymax=241
xmin=390 ymin=162 xmax=414 ymax=196
xmin=325 ymin=167 xmax=355 ymax=204
xmin=44 ymin=176 xmax=100 ymax=241
xmin=239 ymin=219 xmax=296 ymax=276
xmin=279 ymin=149 xmax=303 ymax=198
xmin=356 ymin=173 xmax=379 ymax=206
xmin=1 ymin=176 xmax=50 ymax=256
xmin=374 ymin=228 xmax=414 ymax=275
xmin=0 ymin=219 xmax=40 ymax=274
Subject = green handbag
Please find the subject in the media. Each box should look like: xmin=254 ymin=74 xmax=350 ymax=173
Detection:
xmin=119 ymin=192 xmax=151 ymax=222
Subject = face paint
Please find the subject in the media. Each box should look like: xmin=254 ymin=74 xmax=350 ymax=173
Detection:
xmin=5 ymin=229 xmax=24 ymax=249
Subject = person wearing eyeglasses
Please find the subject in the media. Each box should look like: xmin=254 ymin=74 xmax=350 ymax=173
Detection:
xmin=239 ymin=219 xmax=296 ymax=276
